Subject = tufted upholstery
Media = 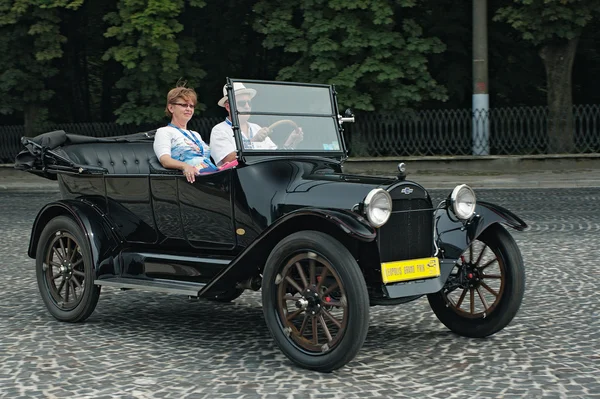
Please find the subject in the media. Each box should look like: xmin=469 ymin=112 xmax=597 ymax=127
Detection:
xmin=62 ymin=142 xmax=166 ymax=175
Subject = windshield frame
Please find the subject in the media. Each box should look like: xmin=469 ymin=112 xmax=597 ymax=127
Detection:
xmin=225 ymin=78 xmax=348 ymax=163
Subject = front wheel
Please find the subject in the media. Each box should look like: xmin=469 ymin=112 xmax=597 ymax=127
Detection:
xmin=428 ymin=224 xmax=525 ymax=338
xmin=36 ymin=216 xmax=101 ymax=322
xmin=262 ymin=231 xmax=369 ymax=372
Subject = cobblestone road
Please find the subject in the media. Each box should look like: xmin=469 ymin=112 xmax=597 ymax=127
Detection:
xmin=1 ymin=189 xmax=599 ymax=399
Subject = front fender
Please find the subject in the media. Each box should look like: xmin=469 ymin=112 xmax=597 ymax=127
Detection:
xmin=29 ymin=199 xmax=122 ymax=276
xmin=199 ymin=208 xmax=376 ymax=297
xmin=435 ymin=201 xmax=527 ymax=259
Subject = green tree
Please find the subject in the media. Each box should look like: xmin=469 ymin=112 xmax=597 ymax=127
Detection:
xmin=420 ymin=0 xmax=547 ymax=109
xmin=253 ymin=0 xmax=447 ymax=111
xmin=0 ymin=0 xmax=84 ymax=135
xmin=52 ymin=1 xmax=122 ymax=123
xmin=103 ymin=0 xmax=206 ymax=125
xmin=495 ymin=0 xmax=600 ymax=153
xmin=187 ymin=0 xmax=291 ymax=117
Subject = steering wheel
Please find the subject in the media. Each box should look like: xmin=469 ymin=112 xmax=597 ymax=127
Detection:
xmin=266 ymin=119 xmax=298 ymax=136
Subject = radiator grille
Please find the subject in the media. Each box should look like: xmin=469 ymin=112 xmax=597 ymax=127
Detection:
xmin=378 ymin=198 xmax=433 ymax=262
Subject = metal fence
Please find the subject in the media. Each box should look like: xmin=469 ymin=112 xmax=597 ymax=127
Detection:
xmin=1 ymin=105 xmax=599 ymax=162
xmin=344 ymin=104 xmax=600 ymax=156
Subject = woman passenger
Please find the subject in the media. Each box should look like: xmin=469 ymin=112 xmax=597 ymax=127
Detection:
xmin=153 ymin=86 xmax=218 ymax=183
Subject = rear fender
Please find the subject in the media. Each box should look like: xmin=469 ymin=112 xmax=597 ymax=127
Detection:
xmin=199 ymin=208 xmax=376 ymax=296
xmin=435 ymin=201 xmax=527 ymax=259
xmin=29 ymin=200 xmax=122 ymax=276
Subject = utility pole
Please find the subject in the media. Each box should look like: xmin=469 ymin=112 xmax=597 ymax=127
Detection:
xmin=472 ymin=0 xmax=489 ymax=155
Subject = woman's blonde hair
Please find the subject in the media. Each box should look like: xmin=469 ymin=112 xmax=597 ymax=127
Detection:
xmin=165 ymin=86 xmax=197 ymax=117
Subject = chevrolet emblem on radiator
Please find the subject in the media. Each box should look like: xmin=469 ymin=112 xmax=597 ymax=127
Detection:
xmin=401 ymin=187 xmax=413 ymax=195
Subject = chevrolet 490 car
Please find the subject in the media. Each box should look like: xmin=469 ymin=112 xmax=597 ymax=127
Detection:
xmin=15 ymin=79 xmax=526 ymax=372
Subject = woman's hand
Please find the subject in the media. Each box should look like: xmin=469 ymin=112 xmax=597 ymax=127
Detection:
xmin=159 ymin=154 xmax=197 ymax=183
xmin=182 ymin=164 xmax=196 ymax=183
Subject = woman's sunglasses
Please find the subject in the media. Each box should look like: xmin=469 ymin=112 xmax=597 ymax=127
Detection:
xmin=173 ymin=103 xmax=195 ymax=109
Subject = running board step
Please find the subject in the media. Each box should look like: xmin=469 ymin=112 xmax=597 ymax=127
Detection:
xmin=94 ymin=277 xmax=206 ymax=296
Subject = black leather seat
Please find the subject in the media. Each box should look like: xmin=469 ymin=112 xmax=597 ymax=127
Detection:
xmin=62 ymin=142 xmax=162 ymax=174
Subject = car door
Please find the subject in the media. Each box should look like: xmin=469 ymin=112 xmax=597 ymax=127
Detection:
xmin=177 ymin=169 xmax=236 ymax=249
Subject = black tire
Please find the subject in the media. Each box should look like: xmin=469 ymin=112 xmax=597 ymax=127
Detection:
xmin=427 ymin=224 xmax=525 ymax=338
xmin=36 ymin=216 xmax=101 ymax=322
xmin=262 ymin=231 xmax=369 ymax=372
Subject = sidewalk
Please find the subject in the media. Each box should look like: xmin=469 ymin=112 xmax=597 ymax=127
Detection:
xmin=2 ymin=154 xmax=600 ymax=192
xmin=342 ymin=154 xmax=600 ymax=189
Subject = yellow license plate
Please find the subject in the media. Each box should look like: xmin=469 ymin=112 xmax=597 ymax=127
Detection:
xmin=381 ymin=257 xmax=440 ymax=284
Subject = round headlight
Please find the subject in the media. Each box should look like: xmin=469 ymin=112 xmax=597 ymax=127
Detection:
xmin=450 ymin=184 xmax=476 ymax=220
xmin=364 ymin=188 xmax=392 ymax=228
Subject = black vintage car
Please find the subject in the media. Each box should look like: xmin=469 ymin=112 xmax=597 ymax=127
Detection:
xmin=15 ymin=79 xmax=526 ymax=372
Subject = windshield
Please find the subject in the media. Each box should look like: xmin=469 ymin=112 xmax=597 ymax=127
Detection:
xmin=228 ymin=80 xmax=344 ymax=156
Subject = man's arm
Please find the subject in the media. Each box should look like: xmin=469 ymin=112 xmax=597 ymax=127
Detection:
xmin=219 ymin=151 xmax=237 ymax=165
xmin=210 ymin=124 xmax=237 ymax=166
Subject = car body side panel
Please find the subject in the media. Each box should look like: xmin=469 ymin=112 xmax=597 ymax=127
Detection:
xmin=150 ymin=176 xmax=184 ymax=240
xmin=198 ymin=208 xmax=376 ymax=297
xmin=435 ymin=201 xmax=528 ymax=259
xmin=117 ymin=251 xmax=231 ymax=283
xmin=178 ymin=170 xmax=236 ymax=249
xmin=59 ymin=173 xmax=159 ymax=244
xmin=58 ymin=173 xmax=106 ymax=200
xmin=105 ymin=175 xmax=158 ymax=243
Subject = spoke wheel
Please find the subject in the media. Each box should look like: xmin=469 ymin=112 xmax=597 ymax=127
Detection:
xmin=44 ymin=231 xmax=86 ymax=310
xmin=276 ymin=252 xmax=348 ymax=353
xmin=428 ymin=224 xmax=524 ymax=338
xmin=36 ymin=216 xmax=100 ymax=322
xmin=262 ymin=231 xmax=369 ymax=372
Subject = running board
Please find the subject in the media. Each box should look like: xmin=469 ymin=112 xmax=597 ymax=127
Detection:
xmin=94 ymin=277 xmax=205 ymax=296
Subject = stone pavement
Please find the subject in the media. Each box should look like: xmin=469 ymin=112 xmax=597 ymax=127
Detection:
xmin=2 ymin=154 xmax=600 ymax=191
xmin=1 ymin=189 xmax=600 ymax=398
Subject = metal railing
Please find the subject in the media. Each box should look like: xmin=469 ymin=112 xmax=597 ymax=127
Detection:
xmin=1 ymin=106 xmax=599 ymax=163
xmin=344 ymin=104 xmax=600 ymax=156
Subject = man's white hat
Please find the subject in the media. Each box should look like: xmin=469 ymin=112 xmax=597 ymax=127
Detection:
xmin=218 ymin=82 xmax=257 ymax=107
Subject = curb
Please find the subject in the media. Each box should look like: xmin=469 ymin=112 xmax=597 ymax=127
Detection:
xmin=0 ymin=183 xmax=60 ymax=193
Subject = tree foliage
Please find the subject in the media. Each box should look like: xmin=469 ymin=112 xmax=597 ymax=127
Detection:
xmin=1 ymin=0 xmax=600 ymax=141
xmin=494 ymin=0 xmax=600 ymax=45
xmin=253 ymin=0 xmax=447 ymax=111
xmin=0 ymin=0 xmax=83 ymax=131
xmin=103 ymin=0 xmax=206 ymax=124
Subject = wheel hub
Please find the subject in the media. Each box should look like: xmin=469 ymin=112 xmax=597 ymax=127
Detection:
xmin=464 ymin=265 xmax=481 ymax=288
xmin=296 ymin=287 xmax=322 ymax=315
xmin=295 ymin=298 xmax=308 ymax=309
xmin=59 ymin=261 xmax=73 ymax=279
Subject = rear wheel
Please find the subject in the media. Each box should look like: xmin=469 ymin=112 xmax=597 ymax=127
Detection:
xmin=428 ymin=224 xmax=524 ymax=337
xmin=36 ymin=216 xmax=100 ymax=322
xmin=262 ymin=231 xmax=369 ymax=372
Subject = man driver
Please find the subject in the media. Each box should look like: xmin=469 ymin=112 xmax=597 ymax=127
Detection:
xmin=210 ymin=83 xmax=303 ymax=166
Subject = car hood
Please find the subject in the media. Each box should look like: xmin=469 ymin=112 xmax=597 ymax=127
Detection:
xmin=237 ymin=158 xmax=413 ymax=226
xmin=282 ymin=172 xmax=397 ymax=210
